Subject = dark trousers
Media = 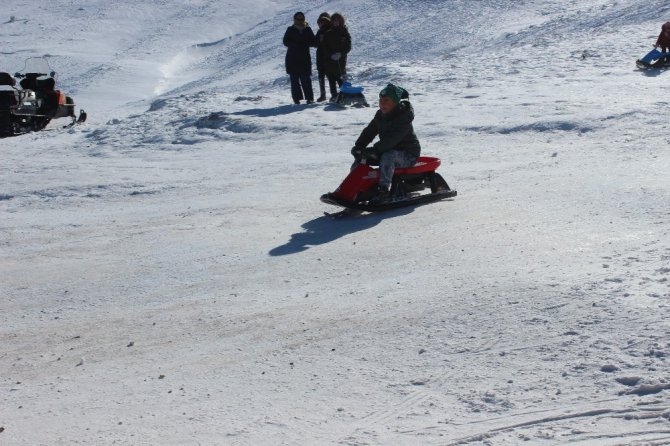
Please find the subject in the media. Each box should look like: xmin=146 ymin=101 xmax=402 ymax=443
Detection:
xmin=318 ymin=73 xmax=340 ymax=99
xmin=328 ymin=75 xmax=339 ymax=97
xmin=318 ymin=74 xmax=326 ymax=99
xmin=289 ymin=73 xmax=314 ymax=103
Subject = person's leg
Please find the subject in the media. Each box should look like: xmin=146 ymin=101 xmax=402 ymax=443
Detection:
xmin=299 ymin=72 xmax=314 ymax=103
xmin=317 ymin=73 xmax=326 ymax=101
xmin=370 ymin=151 xmax=417 ymax=203
xmin=327 ymin=75 xmax=338 ymax=99
xmin=378 ymin=150 xmax=417 ymax=189
xmin=289 ymin=74 xmax=303 ymax=103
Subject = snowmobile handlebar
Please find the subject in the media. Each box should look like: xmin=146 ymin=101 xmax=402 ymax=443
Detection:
xmin=13 ymin=71 xmax=55 ymax=79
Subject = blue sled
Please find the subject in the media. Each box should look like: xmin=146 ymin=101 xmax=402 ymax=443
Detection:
xmin=637 ymin=48 xmax=670 ymax=68
xmin=340 ymin=82 xmax=364 ymax=94
xmin=332 ymin=82 xmax=369 ymax=107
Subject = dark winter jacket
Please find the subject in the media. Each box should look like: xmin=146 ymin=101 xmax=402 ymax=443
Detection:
xmin=656 ymin=24 xmax=670 ymax=51
xmin=283 ymin=24 xmax=316 ymax=75
xmin=315 ymin=25 xmax=331 ymax=74
xmin=322 ymin=25 xmax=351 ymax=78
xmin=354 ymin=101 xmax=421 ymax=158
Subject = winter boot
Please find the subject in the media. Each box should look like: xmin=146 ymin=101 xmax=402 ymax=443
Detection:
xmin=369 ymin=184 xmax=390 ymax=204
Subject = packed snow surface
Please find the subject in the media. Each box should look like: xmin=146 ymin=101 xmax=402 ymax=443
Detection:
xmin=2 ymin=0 xmax=670 ymax=444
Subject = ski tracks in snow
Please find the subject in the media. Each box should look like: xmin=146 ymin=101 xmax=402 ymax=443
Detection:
xmin=445 ymin=400 xmax=670 ymax=445
xmin=339 ymin=252 xmax=670 ymax=444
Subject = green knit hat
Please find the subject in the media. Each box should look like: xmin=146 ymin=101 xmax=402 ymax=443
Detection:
xmin=379 ymin=83 xmax=406 ymax=104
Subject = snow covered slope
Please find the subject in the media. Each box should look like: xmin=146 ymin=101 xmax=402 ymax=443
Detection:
xmin=2 ymin=1 xmax=670 ymax=445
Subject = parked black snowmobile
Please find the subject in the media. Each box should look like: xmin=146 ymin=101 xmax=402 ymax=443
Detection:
xmin=0 ymin=57 xmax=86 ymax=137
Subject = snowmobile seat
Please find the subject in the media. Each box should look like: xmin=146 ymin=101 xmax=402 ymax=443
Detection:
xmin=19 ymin=77 xmax=55 ymax=93
xmin=0 ymin=72 xmax=16 ymax=87
xmin=394 ymin=156 xmax=441 ymax=176
xmin=19 ymin=77 xmax=35 ymax=90
xmin=40 ymin=77 xmax=56 ymax=91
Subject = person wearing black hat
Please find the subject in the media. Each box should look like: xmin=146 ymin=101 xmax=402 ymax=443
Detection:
xmin=350 ymin=83 xmax=420 ymax=203
xmin=283 ymin=12 xmax=316 ymax=104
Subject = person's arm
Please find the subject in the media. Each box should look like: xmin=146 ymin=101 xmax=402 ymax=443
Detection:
xmin=283 ymin=28 xmax=291 ymax=47
xmin=342 ymin=29 xmax=352 ymax=54
xmin=354 ymin=119 xmax=378 ymax=149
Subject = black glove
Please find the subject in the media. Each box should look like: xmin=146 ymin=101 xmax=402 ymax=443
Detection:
xmin=362 ymin=147 xmax=378 ymax=160
xmin=351 ymin=146 xmax=363 ymax=161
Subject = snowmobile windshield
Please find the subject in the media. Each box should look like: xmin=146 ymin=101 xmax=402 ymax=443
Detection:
xmin=18 ymin=57 xmax=54 ymax=78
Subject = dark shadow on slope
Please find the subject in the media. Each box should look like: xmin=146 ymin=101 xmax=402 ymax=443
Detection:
xmin=269 ymin=207 xmax=414 ymax=256
xmin=322 ymin=103 xmax=350 ymax=112
xmin=231 ymin=104 xmax=316 ymax=118
xmin=638 ymin=67 xmax=667 ymax=77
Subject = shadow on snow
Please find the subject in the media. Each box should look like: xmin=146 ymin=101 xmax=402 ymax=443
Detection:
xmin=269 ymin=207 xmax=414 ymax=256
xmin=231 ymin=104 xmax=319 ymax=118
xmin=231 ymin=101 xmax=352 ymax=118
xmin=638 ymin=67 xmax=668 ymax=77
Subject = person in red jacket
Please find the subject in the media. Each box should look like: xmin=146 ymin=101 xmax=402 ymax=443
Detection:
xmin=654 ymin=21 xmax=670 ymax=52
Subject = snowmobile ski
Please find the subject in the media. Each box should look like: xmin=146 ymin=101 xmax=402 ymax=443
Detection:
xmin=321 ymin=188 xmax=456 ymax=212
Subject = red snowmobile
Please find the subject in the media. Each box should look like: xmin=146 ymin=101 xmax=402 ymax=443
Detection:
xmin=321 ymin=155 xmax=457 ymax=215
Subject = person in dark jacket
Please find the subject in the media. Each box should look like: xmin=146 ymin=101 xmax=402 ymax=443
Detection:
xmin=351 ymin=83 xmax=420 ymax=203
xmin=314 ymin=12 xmax=331 ymax=102
xmin=655 ymin=21 xmax=670 ymax=52
xmin=283 ymin=11 xmax=316 ymax=104
xmin=322 ymin=12 xmax=351 ymax=100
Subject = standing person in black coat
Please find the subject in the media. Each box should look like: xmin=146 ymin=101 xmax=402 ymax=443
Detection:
xmin=283 ymin=11 xmax=316 ymax=104
xmin=322 ymin=12 xmax=351 ymax=100
xmin=314 ymin=12 xmax=331 ymax=102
